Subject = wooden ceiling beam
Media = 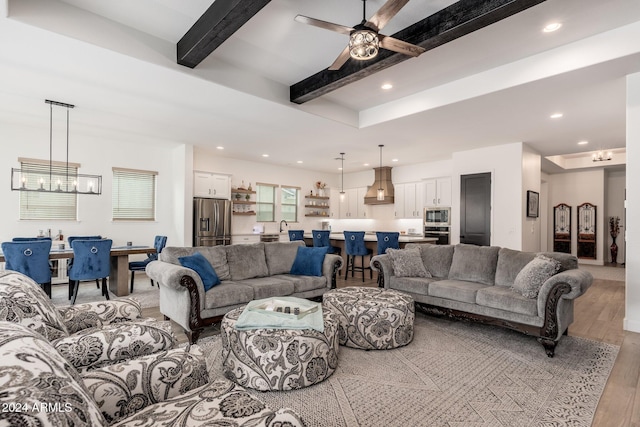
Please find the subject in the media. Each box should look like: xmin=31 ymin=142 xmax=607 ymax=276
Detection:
xmin=177 ymin=0 xmax=272 ymax=68
xmin=290 ymin=0 xmax=546 ymax=104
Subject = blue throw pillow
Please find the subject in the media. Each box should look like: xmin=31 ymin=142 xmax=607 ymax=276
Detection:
xmin=290 ymin=246 xmax=329 ymax=277
xmin=178 ymin=252 xmax=220 ymax=291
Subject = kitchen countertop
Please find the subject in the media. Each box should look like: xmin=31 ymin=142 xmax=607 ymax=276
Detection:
xmin=303 ymin=232 xmax=437 ymax=244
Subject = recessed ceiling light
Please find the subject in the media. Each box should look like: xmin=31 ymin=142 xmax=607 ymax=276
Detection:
xmin=543 ymin=22 xmax=562 ymax=33
xmin=381 ymin=83 xmax=393 ymax=90
xmin=578 ymin=140 xmax=589 ymax=145
xmin=297 ymin=160 xmax=303 ymax=164
xmin=550 ymin=113 xmax=563 ymax=119
xmin=216 ymin=146 xmax=224 ymax=150
xmin=392 ymin=158 xmax=399 ymax=162
xmin=262 ymin=154 xmax=269 ymax=158
xmin=363 ymin=163 xmax=369 ymax=166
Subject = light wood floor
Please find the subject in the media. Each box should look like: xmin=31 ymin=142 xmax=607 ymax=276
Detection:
xmin=142 ymin=272 xmax=639 ymax=426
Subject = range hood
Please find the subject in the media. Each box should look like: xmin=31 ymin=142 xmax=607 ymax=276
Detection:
xmin=364 ymin=166 xmax=395 ymax=205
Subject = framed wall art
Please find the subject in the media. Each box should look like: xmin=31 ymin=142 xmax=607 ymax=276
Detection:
xmin=526 ymin=190 xmax=539 ymax=218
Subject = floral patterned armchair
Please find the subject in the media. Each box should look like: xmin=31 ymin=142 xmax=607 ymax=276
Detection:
xmin=0 ymin=321 xmax=305 ymax=426
xmin=0 ymin=271 xmax=175 ymax=372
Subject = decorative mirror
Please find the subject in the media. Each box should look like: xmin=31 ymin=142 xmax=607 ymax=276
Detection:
xmin=577 ymin=202 xmax=597 ymax=259
xmin=553 ymin=203 xmax=571 ymax=253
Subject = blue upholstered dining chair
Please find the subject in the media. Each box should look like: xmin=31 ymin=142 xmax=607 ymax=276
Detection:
xmin=69 ymin=239 xmax=113 ymax=305
xmin=311 ymin=230 xmax=341 ymax=255
xmin=1 ymin=240 xmax=53 ymax=297
xmin=343 ymin=231 xmax=373 ymax=282
xmin=129 ymin=235 xmax=167 ymax=293
xmin=375 ymin=232 xmax=400 ymax=285
xmin=67 ymin=235 xmax=102 ymax=298
xmin=288 ymin=230 xmax=305 ymax=242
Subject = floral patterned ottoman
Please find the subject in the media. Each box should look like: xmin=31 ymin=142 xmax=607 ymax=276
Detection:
xmin=322 ymin=287 xmax=414 ymax=350
xmin=221 ymin=305 xmax=339 ymax=391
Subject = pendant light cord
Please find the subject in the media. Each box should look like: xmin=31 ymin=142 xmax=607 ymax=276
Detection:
xmin=49 ymin=102 xmax=53 ymax=191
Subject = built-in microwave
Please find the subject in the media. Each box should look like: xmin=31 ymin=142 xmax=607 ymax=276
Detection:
xmin=424 ymin=207 xmax=451 ymax=226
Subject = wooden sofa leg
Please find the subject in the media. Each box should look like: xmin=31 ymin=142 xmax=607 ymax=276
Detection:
xmin=186 ymin=328 xmax=203 ymax=345
xmin=538 ymin=337 xmax=557 ymax=358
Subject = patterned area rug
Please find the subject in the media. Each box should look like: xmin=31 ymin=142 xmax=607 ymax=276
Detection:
xmin=198 ymin=313 xmax=618 ymax=427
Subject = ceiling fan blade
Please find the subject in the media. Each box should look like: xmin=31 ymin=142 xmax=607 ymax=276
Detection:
xmin=328 ymin=46 xmax=351 ymax=71
xmin=295 ymin=15 xmax=354 ymax=35
xmin=379 ymin=35 xmax=425 ymax=57
xmin=366 ymin=0 xmax=410 ymax=31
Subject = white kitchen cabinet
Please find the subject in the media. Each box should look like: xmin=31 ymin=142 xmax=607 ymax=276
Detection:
xmin=395 ymin=182 xmax=425 ymax=218
xmin=329 ymin=188 xmax=341 ymax=218
xmin=231 ymin=235 xmax=260 ymax=245
xmin=193 ymin=172 xmax=231 ymax=199
xmin=424 ymin=177 xmax=451 ymax=207
xmin=339 ymin=187 xmax=368 ymax=219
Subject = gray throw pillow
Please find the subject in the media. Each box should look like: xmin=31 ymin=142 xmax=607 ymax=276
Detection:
xmin=511 ymin=254 xmax=561 ymax=298
xmin=387 ymin=248 xmax=431 ymax=278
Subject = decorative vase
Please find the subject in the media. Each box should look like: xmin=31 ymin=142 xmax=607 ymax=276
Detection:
xmin=610 ymin=237 xmax=618 ymax=264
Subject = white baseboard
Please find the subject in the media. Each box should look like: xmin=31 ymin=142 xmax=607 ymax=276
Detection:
xmin=624 ymin=317 xmax=640 ymax=333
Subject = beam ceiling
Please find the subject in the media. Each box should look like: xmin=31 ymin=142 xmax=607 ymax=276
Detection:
xmin=290 ymin=0 xmax=547 ymax=104
xmin=177 ymin=0 xmax=272 ymax=68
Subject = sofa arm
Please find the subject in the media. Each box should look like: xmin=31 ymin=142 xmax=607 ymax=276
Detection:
xmin=82 ymin=346 xmax=209 ymax=424
xmin=537 ymin=269 xmax=594 ymax=315
xmin=57 ymin=298 xmax=143 ymax=334
xmin=53 ymin=319 xmax=177 ymax=373
xmin=323 ymin=254 xmax=343 ymax=289
xmin=146 ymin=261 xmax=205 ymax=293
xmin=371 ymin=254 xmax=393 ymax=288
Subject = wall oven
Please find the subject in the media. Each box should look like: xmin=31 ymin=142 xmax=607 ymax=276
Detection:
xmin=424 ymin=207 xmax=450 ymax=226
xmin=424 ymin=226 xmax=450 ymax=245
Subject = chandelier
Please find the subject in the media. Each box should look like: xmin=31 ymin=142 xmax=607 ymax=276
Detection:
xmin=11 ymin=99 xmax=102 ymax=195
xmin=592 ymin=151 xmax=613 ymax=162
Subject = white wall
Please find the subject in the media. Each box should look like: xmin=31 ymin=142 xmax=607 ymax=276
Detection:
xmin=625 ymin=72 xmax=640 ymax=332
xmin=451 ymin=142 xmax=524 ymax=249
xmin=0 ymin=120 xmax=188 ymax=248
xmin=522 ymin=145 xmax=542 ymax=252
xmin=547 ymin=169 xmax=606 ymax=265
xmin=605 ymin=170 xmax=626 ymax=263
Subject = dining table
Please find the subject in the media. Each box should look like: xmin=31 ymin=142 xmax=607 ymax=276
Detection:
xmin=0 ymin=245 xmax=155 ymax=297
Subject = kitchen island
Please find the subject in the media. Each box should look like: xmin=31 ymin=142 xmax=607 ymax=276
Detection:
xmin=302 ymin=233 xmax=437 ymax=276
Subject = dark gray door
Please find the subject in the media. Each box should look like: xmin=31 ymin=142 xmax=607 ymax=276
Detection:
xmin=460 ymin=173 xmax=491 ymax=246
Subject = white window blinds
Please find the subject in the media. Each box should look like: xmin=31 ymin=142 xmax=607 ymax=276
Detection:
xmin=19 ymin=160 xmax=78 ymax=220
xmin=112 ymin=168 xmax=157 ymax=221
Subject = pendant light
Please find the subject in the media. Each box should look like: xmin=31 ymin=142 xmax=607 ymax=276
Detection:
xmin=377 ymin=144 xmax=385 ymax=201
xmin=339 ymin=153 xmax=346 ymax=200
xmin=11 ymin=100 xmax=102 ymax=195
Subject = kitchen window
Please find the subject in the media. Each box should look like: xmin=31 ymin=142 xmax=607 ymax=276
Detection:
xmin=112 ymin=167 xmax=157 ymax=221
xmin=19 ymin=159 xmax=78 ymax=220
xmin=256 ymin=183 xmax=276 ymax=222
xmin=281 ymin=186 xmax=299 ymax=222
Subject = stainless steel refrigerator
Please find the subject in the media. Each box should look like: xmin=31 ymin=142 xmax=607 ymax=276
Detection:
xmin=193 ymin=198 xmax=232 ymax=246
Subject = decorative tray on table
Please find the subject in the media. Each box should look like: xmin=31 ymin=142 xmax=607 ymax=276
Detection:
xmin=248 ymin=298 xmax=319 ymax=319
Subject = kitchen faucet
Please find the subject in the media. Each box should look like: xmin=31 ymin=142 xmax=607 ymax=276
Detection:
xmin=279 ymin=219 xmax=288 ymax=233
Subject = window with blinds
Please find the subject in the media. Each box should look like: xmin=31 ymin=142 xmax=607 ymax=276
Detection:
xmin=256 ymin=183 xmax=276 ymax=222
xmin=281 ymin=186 xmax=299 ymax=222
xmin=19 ymin=160 xmax=78 ymax=220
xmin=112 ymin=168 xmax=157 ymax=221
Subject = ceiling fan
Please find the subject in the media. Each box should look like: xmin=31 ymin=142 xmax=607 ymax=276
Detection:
xmin=295 ymin=0 xmax=426 ymax=70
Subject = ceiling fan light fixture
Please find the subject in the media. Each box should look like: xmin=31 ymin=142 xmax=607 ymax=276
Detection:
xmin=349 ymin=28 xmax=379 ymax=60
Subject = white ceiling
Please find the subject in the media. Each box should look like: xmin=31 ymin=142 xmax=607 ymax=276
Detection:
xmin=1 ymin=0 xmax=639 ymax=173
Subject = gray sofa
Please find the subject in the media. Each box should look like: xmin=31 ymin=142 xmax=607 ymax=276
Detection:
xmin=146 ymin=241 xmax=343 ymax=343
xmin=371 ymin=243 xmax=593 ymax=357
